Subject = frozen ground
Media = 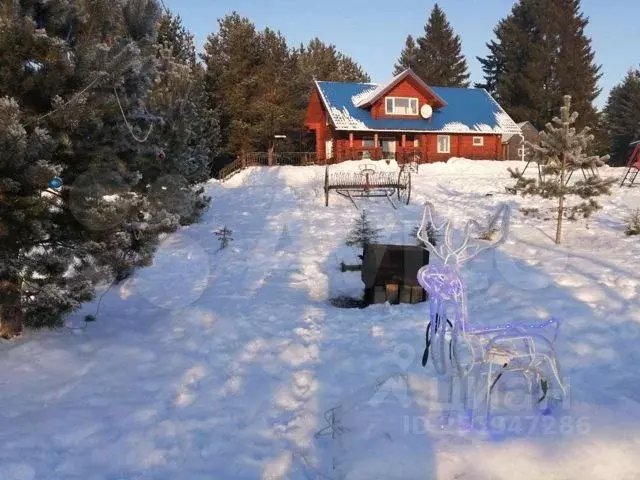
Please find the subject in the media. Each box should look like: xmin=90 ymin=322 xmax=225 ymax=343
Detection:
xmin=1 ymin=159 xmax=640 ymax=479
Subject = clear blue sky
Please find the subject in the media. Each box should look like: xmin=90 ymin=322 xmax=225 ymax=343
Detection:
xmin=164 ymin=0 xmax=639 ymax=108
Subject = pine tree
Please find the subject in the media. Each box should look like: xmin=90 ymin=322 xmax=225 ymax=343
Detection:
xmin=478 ymin=0 xmax=601 ymax=129
xmin=604 ymin=68 xmax=640 ymax=165
xmin=295 ymin=38 xmax=370 ymax=83
xmin=254 ymin=28 xmax=302 ymax=154
xmin=393 ymin=35 xmax=419 ymax=75
xmin=399 ymin=3 xmax=470 ymax=87
xmin=509 ymin=96 xmax=614 ymax=244
xmin=202 ymin=15 xmax=370 ymax=156
xmin=157 ymin=10 xmax=197 ymax=67
xmin=151 ymin=12 xmax=220 ymax=184
xmin=201 ymin=12 xmax=265 ymax=154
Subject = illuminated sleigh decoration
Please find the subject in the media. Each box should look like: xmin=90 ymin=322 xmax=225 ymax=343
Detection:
xmin=416 ymin=202 xmax=566 ymax=426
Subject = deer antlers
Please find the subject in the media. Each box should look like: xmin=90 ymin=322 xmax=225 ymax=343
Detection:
xmin=417 ymin=202 xmax=511 ymax=266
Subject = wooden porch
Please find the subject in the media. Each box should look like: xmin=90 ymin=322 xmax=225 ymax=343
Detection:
xmin=331 ymin=146 xmax=423 ymax=164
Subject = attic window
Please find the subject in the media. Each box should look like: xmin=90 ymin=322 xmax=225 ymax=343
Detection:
xmin=385 ymin=97 xmax=419 ymax=116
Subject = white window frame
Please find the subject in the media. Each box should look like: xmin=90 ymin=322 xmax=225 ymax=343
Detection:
xmin=473 ymin=136 xmax=484 ymax=147
xmin=385 ymin=97 xmax=419 ymax=116
xmin=362 ymin=136 xmax=376 ymax=148
xmin=437 ymin=135 xmax=450 ymax=154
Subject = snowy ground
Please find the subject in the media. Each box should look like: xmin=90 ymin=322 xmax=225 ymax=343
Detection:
xmin=2 ymin=159 xmax=640 ymax=480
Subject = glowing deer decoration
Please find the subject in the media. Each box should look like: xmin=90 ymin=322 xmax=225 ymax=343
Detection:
xmin=416 ymin=202 xmax=566 ymax=425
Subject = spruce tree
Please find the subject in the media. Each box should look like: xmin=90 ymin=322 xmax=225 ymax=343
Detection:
xmin=509 ymin=96 xmax=614 ymax=244
xmin=604 ymin=68 xmax=640 ymax=165
xmin=346 ymin=210 xmax=381 ymax=249
xmin=393 ymin=35 xmax=419 ymax=75
xmin=475 ymin=36 xmax=504 ymax=96
xmin=478 ymin=0 xmax=601 ymax=129
xmin=398 ymin=3 xmax=470 ymax=87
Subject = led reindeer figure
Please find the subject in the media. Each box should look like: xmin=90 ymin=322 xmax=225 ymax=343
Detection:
xmin=416 ymin=202 xmax=567 ymax=428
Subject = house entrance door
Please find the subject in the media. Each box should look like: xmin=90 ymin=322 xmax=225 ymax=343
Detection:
xmin=381 ymin=138 xmax=396 ymax=160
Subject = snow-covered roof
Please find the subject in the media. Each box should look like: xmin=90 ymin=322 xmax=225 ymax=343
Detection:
xmin=315 ymin=74 xmax=521 ymax=135
xmin=352 ymin=69 xmax=447 ymax=109
xmin=503 ymin=121 xmax=537 ymax=142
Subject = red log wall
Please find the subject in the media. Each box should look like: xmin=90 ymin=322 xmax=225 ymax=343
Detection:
xmin=332 ymin=133 xmax=503 ymax=162
xmin=370 ymin=75 xmax=444 ymax=120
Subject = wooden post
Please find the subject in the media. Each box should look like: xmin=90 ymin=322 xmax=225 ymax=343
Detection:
xmin=386 ymin=284 xmax=399 ymax=304
xmin=399 ymin=286 xmax=412 ymax=304
xmin=268 ymin=147 xmax=274 ymax=166
xmin=410 ymin=286 xmax=424 ymax=304
xmin=0 ymin=275 xmax=23 ymax=339
xmin=324 ymin=166 xmax=330 ymax=206
xmin=421 ymin=134 xmax=428 ymax=163
xmin=373 ymin=286 xmax=386 ymax=304
xmin=371 ymin=133 xmax=378 ymax=160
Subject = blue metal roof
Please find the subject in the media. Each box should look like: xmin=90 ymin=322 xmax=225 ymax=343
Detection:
xmin=315 ymin=80 xmax=520 ymax=134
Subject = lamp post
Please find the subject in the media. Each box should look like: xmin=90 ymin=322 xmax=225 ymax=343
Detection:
xmin=272 ymin=135 xmax=287 ymax=166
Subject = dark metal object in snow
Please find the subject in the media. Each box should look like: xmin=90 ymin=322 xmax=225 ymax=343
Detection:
xmin=324 ymin=164 xmax=411 ymax=209
xmin=361 ymin=244 xmax=429 ymax=305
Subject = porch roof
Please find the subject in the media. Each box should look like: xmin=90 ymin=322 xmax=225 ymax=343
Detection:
xmin=315 ymin=79 xmax=521 ymax=135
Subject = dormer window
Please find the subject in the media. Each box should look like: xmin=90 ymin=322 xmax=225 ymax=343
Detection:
xmin=385 ymin=97 xmax=419 ymax=116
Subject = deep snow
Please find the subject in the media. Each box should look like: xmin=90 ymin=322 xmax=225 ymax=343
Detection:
xmin=2 ymin=159 xmax=640 ymax=480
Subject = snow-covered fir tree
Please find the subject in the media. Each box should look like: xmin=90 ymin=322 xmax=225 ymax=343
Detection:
xmin=509 ymin=95 xmax=614 ymax=244
xmin=0 ymin=0 xmax=217 ymax=337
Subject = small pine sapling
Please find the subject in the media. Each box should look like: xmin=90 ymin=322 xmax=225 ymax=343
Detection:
xmin=215 ymin=226 xmax=234 ymax=250
xmin=346 ymin=210 xmax=381 ymax=249
xmin=509 ymin=95 xmax=615 ymax=244
xmin=625 ymin=209 xmax=640 ymax=236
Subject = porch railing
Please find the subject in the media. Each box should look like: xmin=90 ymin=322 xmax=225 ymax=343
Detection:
xmin=395 ymin=147 xmax=423 ymax=165
xmin=334 ymin=147 xmax=424 ymax=164
xmin=334 ymin=147 xmax=385 ymax=161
